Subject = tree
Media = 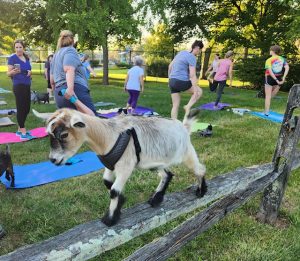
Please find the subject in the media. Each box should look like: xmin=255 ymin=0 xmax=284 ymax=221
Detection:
xmin=19 ymin=0 xmax=54 ymax=47
xmin=0 ymin=0 xmax=22 ymax=53
xmin=143 ymin=24 xmax=174 ymax=60
xmin=20 ymin=0 xmax=140 ymax=85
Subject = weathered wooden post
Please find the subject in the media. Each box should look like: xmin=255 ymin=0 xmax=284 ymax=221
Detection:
xmin=0 ymin=225 xmax=5 ymax=239
xmin=257 ymin=84 xmax=300 ymax=224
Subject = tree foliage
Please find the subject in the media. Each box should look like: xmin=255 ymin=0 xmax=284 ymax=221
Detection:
xmin=18 ymin=0 xmax=141 ymax=85
xmin=149 ymin=0 xmax=299 ymax=54
xmin=0 ymin=0 xmax=22 ymax=53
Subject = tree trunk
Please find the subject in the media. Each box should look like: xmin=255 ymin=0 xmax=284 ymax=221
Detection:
xmin=201 ymin=47 xmax=211 ymax=79
xmin=243 ymin=47 xmax=248 ymax=59
xmin=102 ymin=37 xmax=109 ymax=85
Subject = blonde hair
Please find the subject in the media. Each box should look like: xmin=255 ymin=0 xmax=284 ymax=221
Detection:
xmin=56 ymin=30 xmax=74 ymax=50
xmin=225 ymin=50 xmax=234 ymax=58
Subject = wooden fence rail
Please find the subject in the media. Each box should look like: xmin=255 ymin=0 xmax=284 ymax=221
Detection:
xmin=1 ymin=84 xmax=299 ymax=261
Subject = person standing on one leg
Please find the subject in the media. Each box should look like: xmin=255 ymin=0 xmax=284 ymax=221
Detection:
xmin=7 ymin=39 xmax=34 ymax=140
xmin=211 ymin=51 xmax=234 ymax=109
xmin=168 ymin=40 xmax=204 ymax=119
xmin=264 ymin=45 xmax=289 ymax=116
xmin=124 ymin=56 xmax=144 ymax=114
xmin=205 ymin=53 xmax=220 ymax=92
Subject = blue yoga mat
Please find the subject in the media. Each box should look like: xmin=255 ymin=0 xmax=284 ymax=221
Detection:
xmin=250 ymin=111 xmax=284 ymax=123
xmin=0 ymin=151 xmax=104 ymax=189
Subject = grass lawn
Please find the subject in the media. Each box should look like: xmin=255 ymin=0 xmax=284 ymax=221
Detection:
xmin=0 ymin=72 xmax=299 ymax=260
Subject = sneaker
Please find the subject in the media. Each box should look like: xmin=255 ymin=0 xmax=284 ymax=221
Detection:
xmin=16 ymin=131 xmax=32 ymax=137
xmin=19 ymin=133 xmax=35 ymax=140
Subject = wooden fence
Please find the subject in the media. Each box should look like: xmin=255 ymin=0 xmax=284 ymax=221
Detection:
xmin=1 ymin=84 xmax=300 ymax=261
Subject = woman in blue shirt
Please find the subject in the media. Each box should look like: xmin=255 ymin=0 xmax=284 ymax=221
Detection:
xmin=50 ymin=30 xmax=96 ymax=115
xmin=7 ymin=39 xmax=33 ymax=139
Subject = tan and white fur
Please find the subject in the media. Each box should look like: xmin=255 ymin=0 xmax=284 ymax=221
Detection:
xmin=33 ymin=108 xmax=207 ymax=226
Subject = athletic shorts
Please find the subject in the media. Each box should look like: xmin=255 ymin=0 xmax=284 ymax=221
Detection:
xmin=265 ymin=76 xmax=282 ymax=87
xmin=169 ymin=78 xmax=192 ymax=93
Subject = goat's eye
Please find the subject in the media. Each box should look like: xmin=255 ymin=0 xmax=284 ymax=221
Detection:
xmin=60 ymin=133 xmax=69 ymax=139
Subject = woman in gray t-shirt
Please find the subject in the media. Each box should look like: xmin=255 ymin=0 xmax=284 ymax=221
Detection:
xmin=50 ymin=30 xmax=96 ymax=115
xmin=168 ymin=40 xmax=204 ymax=119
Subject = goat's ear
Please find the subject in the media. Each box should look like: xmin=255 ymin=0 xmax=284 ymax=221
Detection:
xmin=32 ymin=109 xmax=53 ymax=121
xmin=70 ymin=114 xmax=86 ymax=128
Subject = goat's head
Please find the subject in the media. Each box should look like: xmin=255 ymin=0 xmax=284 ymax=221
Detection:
xmin=33 ymin=109 xmax=87 ymax=165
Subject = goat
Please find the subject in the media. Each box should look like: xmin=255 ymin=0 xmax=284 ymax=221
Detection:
xmin=33 ymin=108 xmax=207 ymax=226
xmin=0 ymin=144 xmax=15 ymax=187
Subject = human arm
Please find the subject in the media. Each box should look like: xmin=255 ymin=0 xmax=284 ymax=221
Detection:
xmin=87 ymin=65 xmax=97 ymax=77
xmin=189 ymin=65 xmax=198 ymax=87
xmin=280 ymin=63 xmax=289 ymax=84
xmin=63 ymin=65 xmax=76 ymax=99
xmin=168 ymin=60 xmax=174 ymax=77
xmin=124 ymin=74 xmax=129 ymax=91
xmin=7 ymin=65 xmax=20 ymax=77
xmin=50 ymin=74 xmax=55 ymax=91
xmin=205 ymin=64 xmax=213 ymax=75
xmin=140 ymin=75 xmax=144 ymax=93
xmin=228 ymin=62 xmax=233 ymax=87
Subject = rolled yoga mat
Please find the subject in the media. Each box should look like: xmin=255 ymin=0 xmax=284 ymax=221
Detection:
xmin=0 ymin=151 xmax=104 ymax=189
xmin=0 ymin=109 xmax=17 ymax=115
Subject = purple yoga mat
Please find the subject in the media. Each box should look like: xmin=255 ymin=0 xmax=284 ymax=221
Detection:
xmin=98 ymin=106 xmax=154 ymax=118
xmin=199 ymin=102 xmax=231 ymax=111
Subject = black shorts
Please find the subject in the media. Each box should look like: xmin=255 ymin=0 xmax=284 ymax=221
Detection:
xmin=169 ymin=78 xmax=192 ymax=93
xmin=265 ymin=76 xmax=282 ymax=87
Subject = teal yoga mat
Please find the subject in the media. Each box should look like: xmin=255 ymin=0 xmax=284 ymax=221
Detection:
xmin=0 ymin=151 xmax=104 ymax=189
xmin=250 ymin=111 xmax=283 ymax=123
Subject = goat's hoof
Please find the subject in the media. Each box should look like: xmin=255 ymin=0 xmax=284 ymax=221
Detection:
xmin=148 ymin=192 xmax=164 ymax=207
xmin=196 ymin=178 xmax=207 ymax=198
xmin=101 ymin=212 xmax=119 ymax=227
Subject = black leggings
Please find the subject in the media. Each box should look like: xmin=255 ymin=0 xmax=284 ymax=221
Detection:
xmin=13 ymin=84 xmax=31 ymax=128
xmin=211 ymin=80 xmax=226 ymax=106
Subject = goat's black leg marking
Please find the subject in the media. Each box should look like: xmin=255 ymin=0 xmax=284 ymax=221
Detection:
xmin=103 ymin=179 xmax=113 ymax=190
xmin=148 ymin=170 xmax=174 ymax=207
xmin=196 ymin=177 xmax=207 ymax=198
xmin=5 ymin=171 xmax=10 ymax=181
xmin=102 ymin=189 xmax=126 ymax=227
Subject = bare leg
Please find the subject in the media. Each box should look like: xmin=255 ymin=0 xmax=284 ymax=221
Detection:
xmin=184 ymin=86 xmax=203 ymax=114
xmin=264 ymin=85 xmax=273 ymax=115
xmin=271 ymin=86 xmax=280 ymax=98
xmin=148 ymin=169 xmax=173 ymax=207
xmin=171 ymin=93 xmax=181 ymax=119
xmin=183 ymin=144 xmax=207 ymax=197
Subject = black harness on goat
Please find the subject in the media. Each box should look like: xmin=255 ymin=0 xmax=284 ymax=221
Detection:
xmin=97 ymin=128 xmax=141 ymax=171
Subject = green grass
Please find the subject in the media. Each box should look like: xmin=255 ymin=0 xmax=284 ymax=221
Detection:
xmin=0 ymin=72 xmax=299 ymax=260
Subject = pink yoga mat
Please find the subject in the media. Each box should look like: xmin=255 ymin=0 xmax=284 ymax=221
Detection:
xmin=0 ymin=127 xmax=48 ymax=144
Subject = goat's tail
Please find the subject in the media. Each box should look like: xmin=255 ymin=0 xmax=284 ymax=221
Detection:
xmin=182 ymin=108 xmax=200 ymax=134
